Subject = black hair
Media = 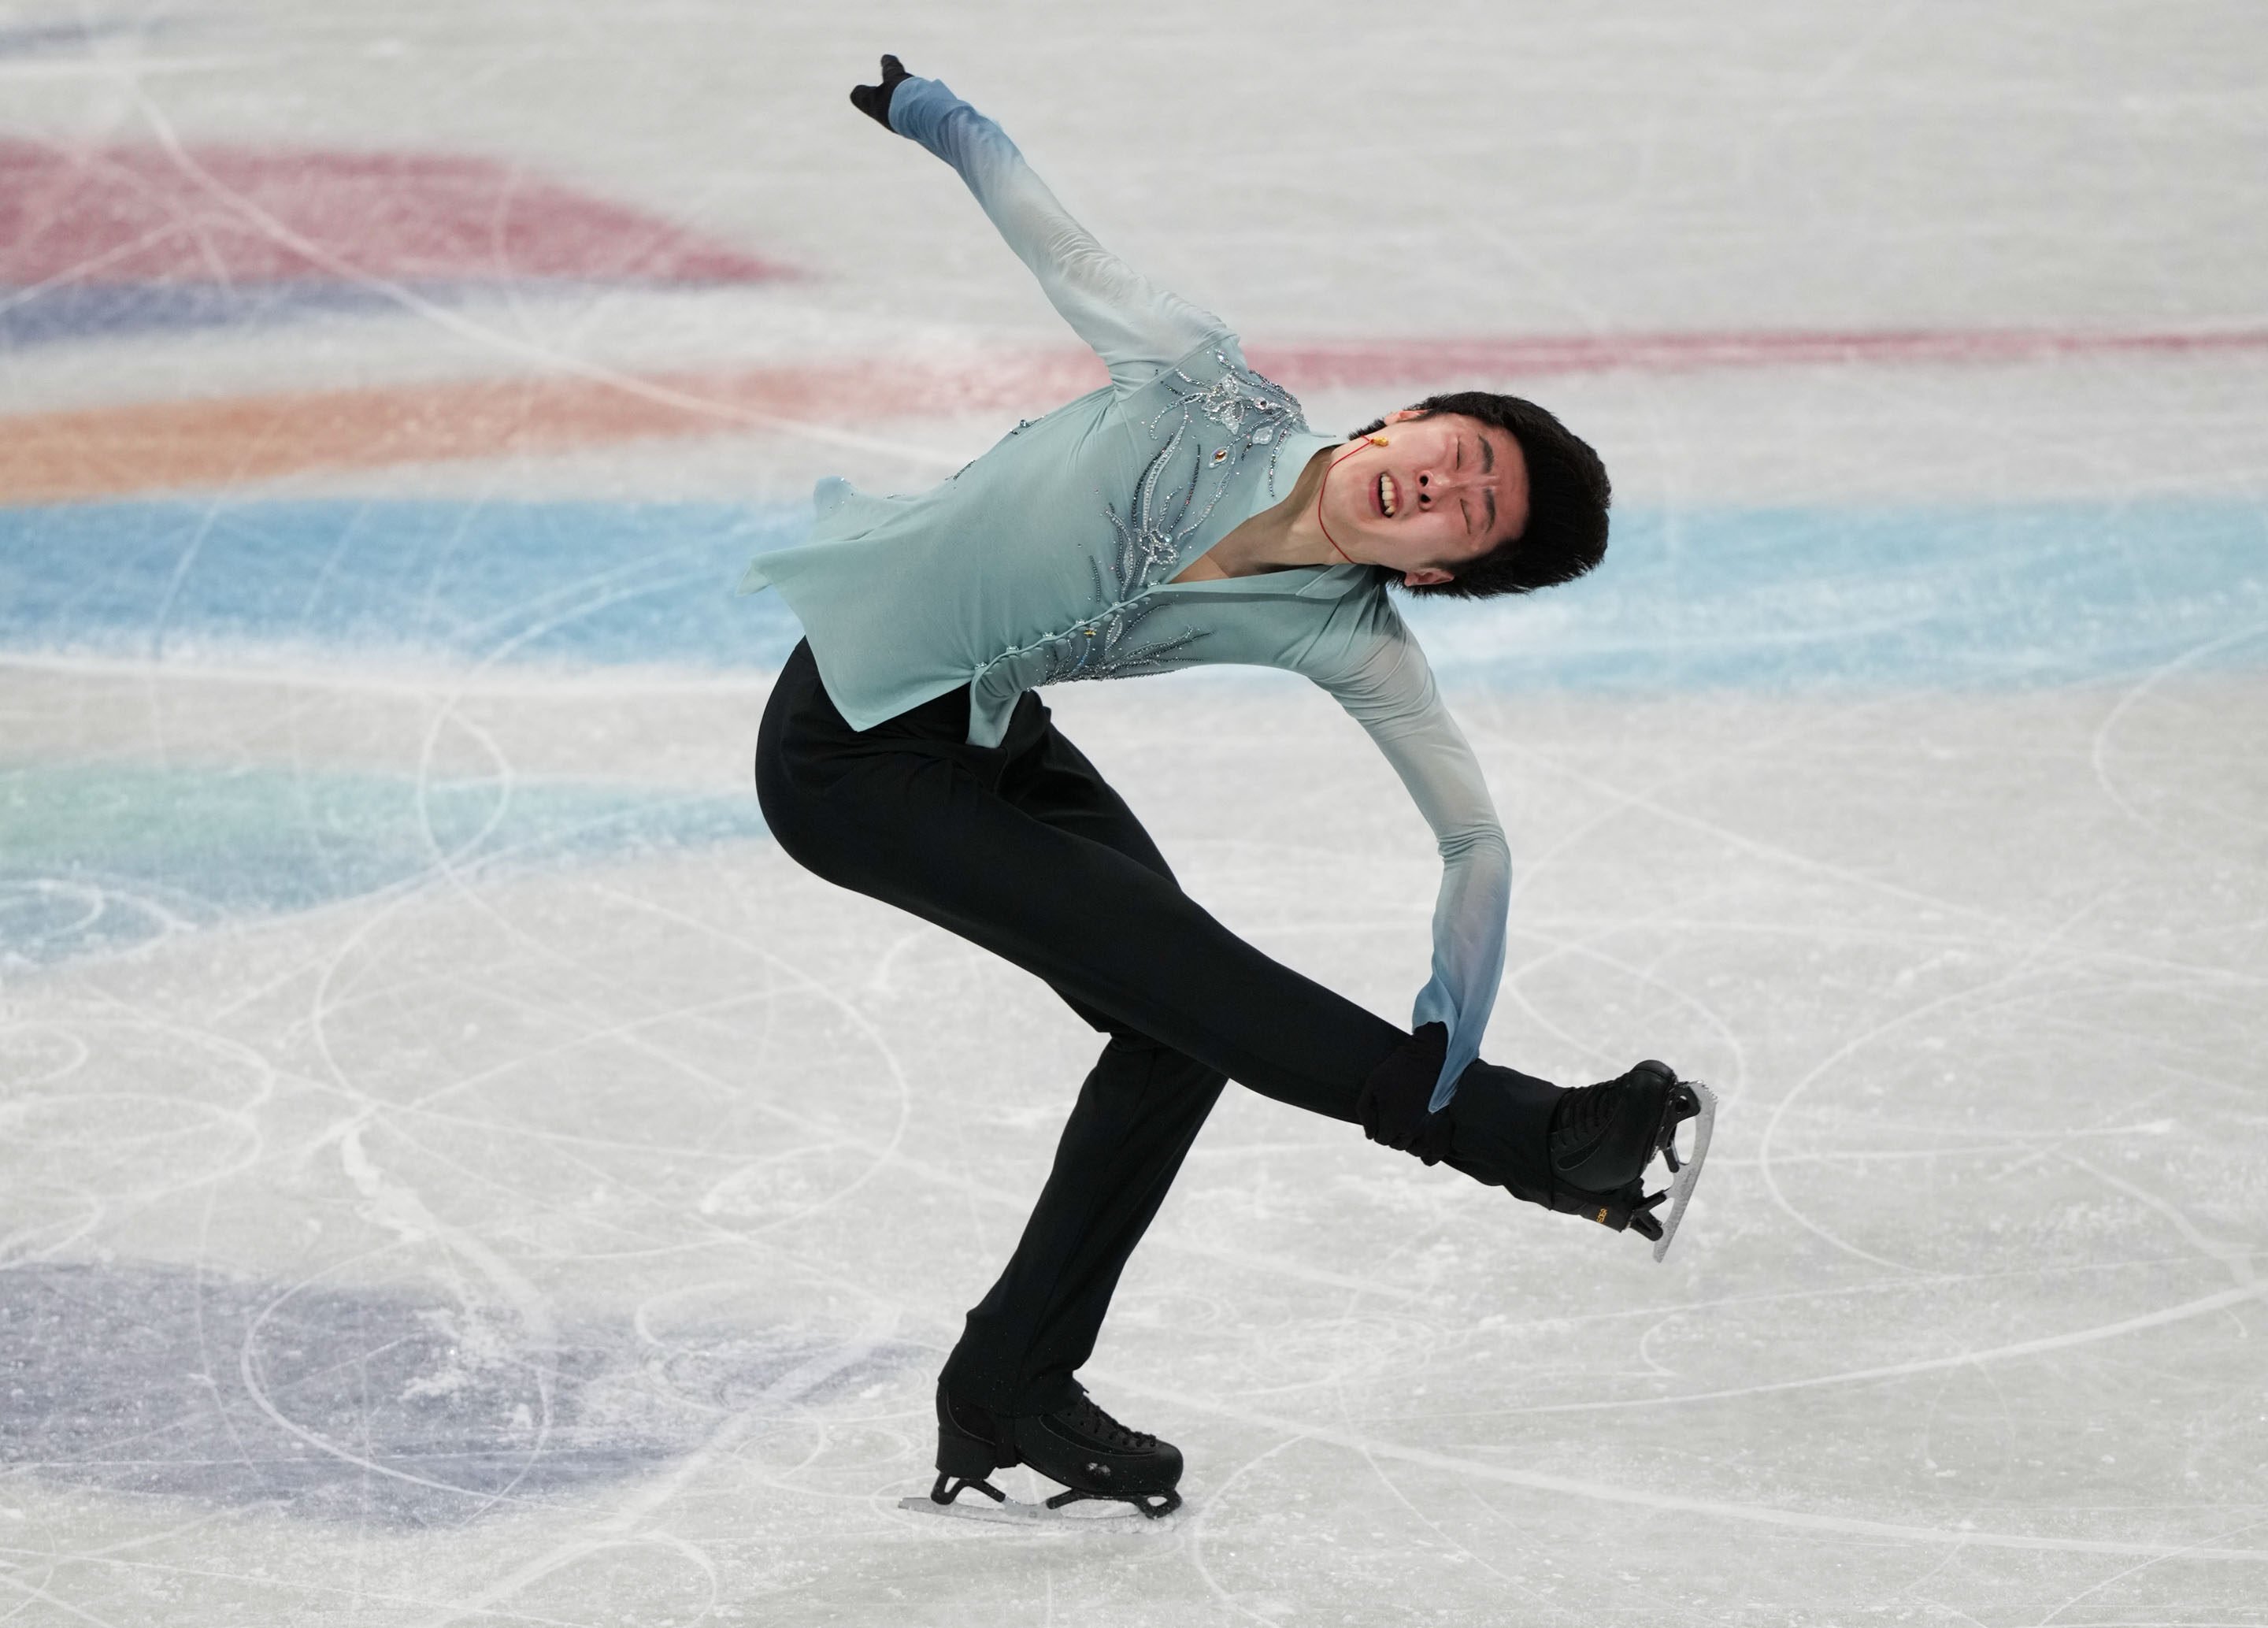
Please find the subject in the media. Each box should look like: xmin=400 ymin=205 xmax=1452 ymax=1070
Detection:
xmin=1351 ymin=391 xmax=1610 ymax=599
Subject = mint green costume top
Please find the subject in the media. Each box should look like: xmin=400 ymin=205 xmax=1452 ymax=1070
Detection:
xmin=743 ymin=76 xmax=1509 ymax=1110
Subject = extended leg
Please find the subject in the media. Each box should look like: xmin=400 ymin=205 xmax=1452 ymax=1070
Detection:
xmin=757 ymin=671 xmax=1405 ymax=1121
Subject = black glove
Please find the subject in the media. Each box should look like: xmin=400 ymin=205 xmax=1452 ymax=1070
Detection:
xmin=849 ymin=54 xmax=912 ymax=131
xmin=1357 ymin=1022 xmax=1457 ymax=1166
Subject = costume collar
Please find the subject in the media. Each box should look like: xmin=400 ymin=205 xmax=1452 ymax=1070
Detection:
xmin=1260 ymin=429 xmax=1342 ymax=508
xmin=1295 ymin=561 xmax=1380 ymax=599
xmin=1157 ymin=558 xmax=1377 ymax=601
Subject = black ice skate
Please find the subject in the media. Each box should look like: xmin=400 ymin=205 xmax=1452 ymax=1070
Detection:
xmin=1547 ymin=1060 xmax=1716 ymax=1262
xmin=899 ymin=1381 xmax=1184 ymax=1525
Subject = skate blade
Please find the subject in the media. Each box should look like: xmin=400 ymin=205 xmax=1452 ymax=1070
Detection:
xmin=1651 ymin=1081 xmax=1716 ymax=1263
xmin=895 ymin=1493 xmax=1177 ymax=1529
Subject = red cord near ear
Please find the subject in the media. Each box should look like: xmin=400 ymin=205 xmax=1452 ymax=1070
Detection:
xmin=1316 ymin=440 xmax=1373 ymax=565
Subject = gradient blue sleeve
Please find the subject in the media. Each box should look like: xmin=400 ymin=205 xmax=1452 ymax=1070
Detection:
xmin=887 ymin=76 xmax=1228 ymax=389
xmin=1314 ymin=624 xmax=1512 ymax=1112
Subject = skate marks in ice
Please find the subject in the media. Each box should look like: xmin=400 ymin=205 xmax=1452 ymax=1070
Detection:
xmin=896 ymin=1471 xmax=1184 ymax=1530
xmin=0 ymin=1259 xmax=919 ymax=1526
xmin=1649 ymin=1078 xmax=1717 ymax=1263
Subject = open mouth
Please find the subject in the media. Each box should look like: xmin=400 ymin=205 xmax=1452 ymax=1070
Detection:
xmin=1377 ymin=472 xmax=1399 ymax=518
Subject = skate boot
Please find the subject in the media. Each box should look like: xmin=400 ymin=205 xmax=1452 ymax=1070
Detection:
xmin=1547 ymin=1060 xmax=1716 ymax=1261
xmin=906 ymin=1380 xmax=1184 ymax=1522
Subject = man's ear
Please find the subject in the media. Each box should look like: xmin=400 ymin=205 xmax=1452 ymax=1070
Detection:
xmin=1402 ymin=566 xmax=1453 ymax=587
xmin=1381 ymin=408 xmax=1424 ymax=426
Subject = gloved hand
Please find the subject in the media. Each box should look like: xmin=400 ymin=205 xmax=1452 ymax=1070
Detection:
xmin=849 ymin=54 xmax=912 ymax=130
xmin=1357 ymin=1022 xmax=1456 ymax=1166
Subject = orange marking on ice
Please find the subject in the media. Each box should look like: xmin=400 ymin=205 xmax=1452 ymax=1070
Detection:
xmin=0 ymin=354 xmax=1109 ymax=503
xmin=7 ymin=324 xmax=2268 ymax=503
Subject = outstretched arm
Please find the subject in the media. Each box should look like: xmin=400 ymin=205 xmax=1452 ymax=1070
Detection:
xmin=1314 ymin=624 xmax=1513 ymax=1114
xmin=848 ymin=54 xmax=1227 ymax=391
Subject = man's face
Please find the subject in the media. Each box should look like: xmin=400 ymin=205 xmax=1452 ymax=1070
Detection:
xmin=1317 ymin=410 xmax=1530 ymax=586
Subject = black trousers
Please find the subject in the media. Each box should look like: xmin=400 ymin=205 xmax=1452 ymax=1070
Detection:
xmin=754 ymin=640 xmax=1523 ymax=1415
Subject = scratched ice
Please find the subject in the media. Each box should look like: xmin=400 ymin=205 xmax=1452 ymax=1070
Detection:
xmin=2 ymin=2 xmax=2265 ymax=1624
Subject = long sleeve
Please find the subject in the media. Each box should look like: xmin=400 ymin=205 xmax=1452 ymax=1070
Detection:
xmin=888 ymin=76 xmax=1228 ymax=391
xmin=1312 ymin=621 xmax=1512 ymax=1112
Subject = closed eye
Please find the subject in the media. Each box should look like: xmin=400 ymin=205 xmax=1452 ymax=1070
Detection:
xmin=1480 ymin=435 xmax=1496 ymax=536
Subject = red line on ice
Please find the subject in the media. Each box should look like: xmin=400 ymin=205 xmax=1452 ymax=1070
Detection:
xmin=1247 ymin=324 xmax=2268 ymax=387
xmin=0 ymin=141 xmax=791 ymax=286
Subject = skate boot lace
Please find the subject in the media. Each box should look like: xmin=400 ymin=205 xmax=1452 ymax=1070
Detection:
xmin=1549 ymin=1079 xmax=1618 ymax=1166
xmin=1065 ymin=1393 xmax=1154 ymax=1452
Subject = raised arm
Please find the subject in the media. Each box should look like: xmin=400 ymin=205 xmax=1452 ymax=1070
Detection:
xmin=850 ymin=56 xmax=1227 ymax=391
xmin=1314 ymin=621 xmax=1513 ymax=1113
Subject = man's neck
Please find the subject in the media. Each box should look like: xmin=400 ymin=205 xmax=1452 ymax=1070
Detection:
xmin=1180 ymin=444 xmax=1343 ymax=580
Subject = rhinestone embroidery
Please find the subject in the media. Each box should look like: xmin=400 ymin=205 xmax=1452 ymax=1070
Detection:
xmin=1032 ymin=419 xmax=1206 ymax=684
xmin=1132 ymin=352 xmax=1309 ymax=552
xmin=1028 ymin=590 xmax=1204 ymax=687
xmin=998 ymin=352 xmax=1310 ymax=690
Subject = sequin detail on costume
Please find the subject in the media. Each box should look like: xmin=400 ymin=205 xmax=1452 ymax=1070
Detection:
xmin=1028 ymin=592 xmax=1204 ymax=686
xmin=1147 ymin=352 xmax=1309 ymax=503
xmin=995 ymin=353 xmax=1312 ymax=691
xmin=1114 ymin=353 xmax=1309 ymax=573
xmin=1036 ymin=420 xmax=1207 ymax=684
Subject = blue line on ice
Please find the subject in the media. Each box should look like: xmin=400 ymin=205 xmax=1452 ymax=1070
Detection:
xmin=1 ymin=495 xmax=2262 ymax=687
xmin=0 ymin=762 xmax=766 ymax=969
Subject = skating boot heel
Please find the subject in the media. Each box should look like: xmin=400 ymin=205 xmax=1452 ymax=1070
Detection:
xmin=935 ymin=1430 xmax=999 ymax=1485
xmin=924 ymin=1385 xmax=1020 ymax=1510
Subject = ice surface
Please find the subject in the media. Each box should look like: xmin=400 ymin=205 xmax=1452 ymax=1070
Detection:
xmin=3 ymin=2 xmax=2266 ymax=1624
